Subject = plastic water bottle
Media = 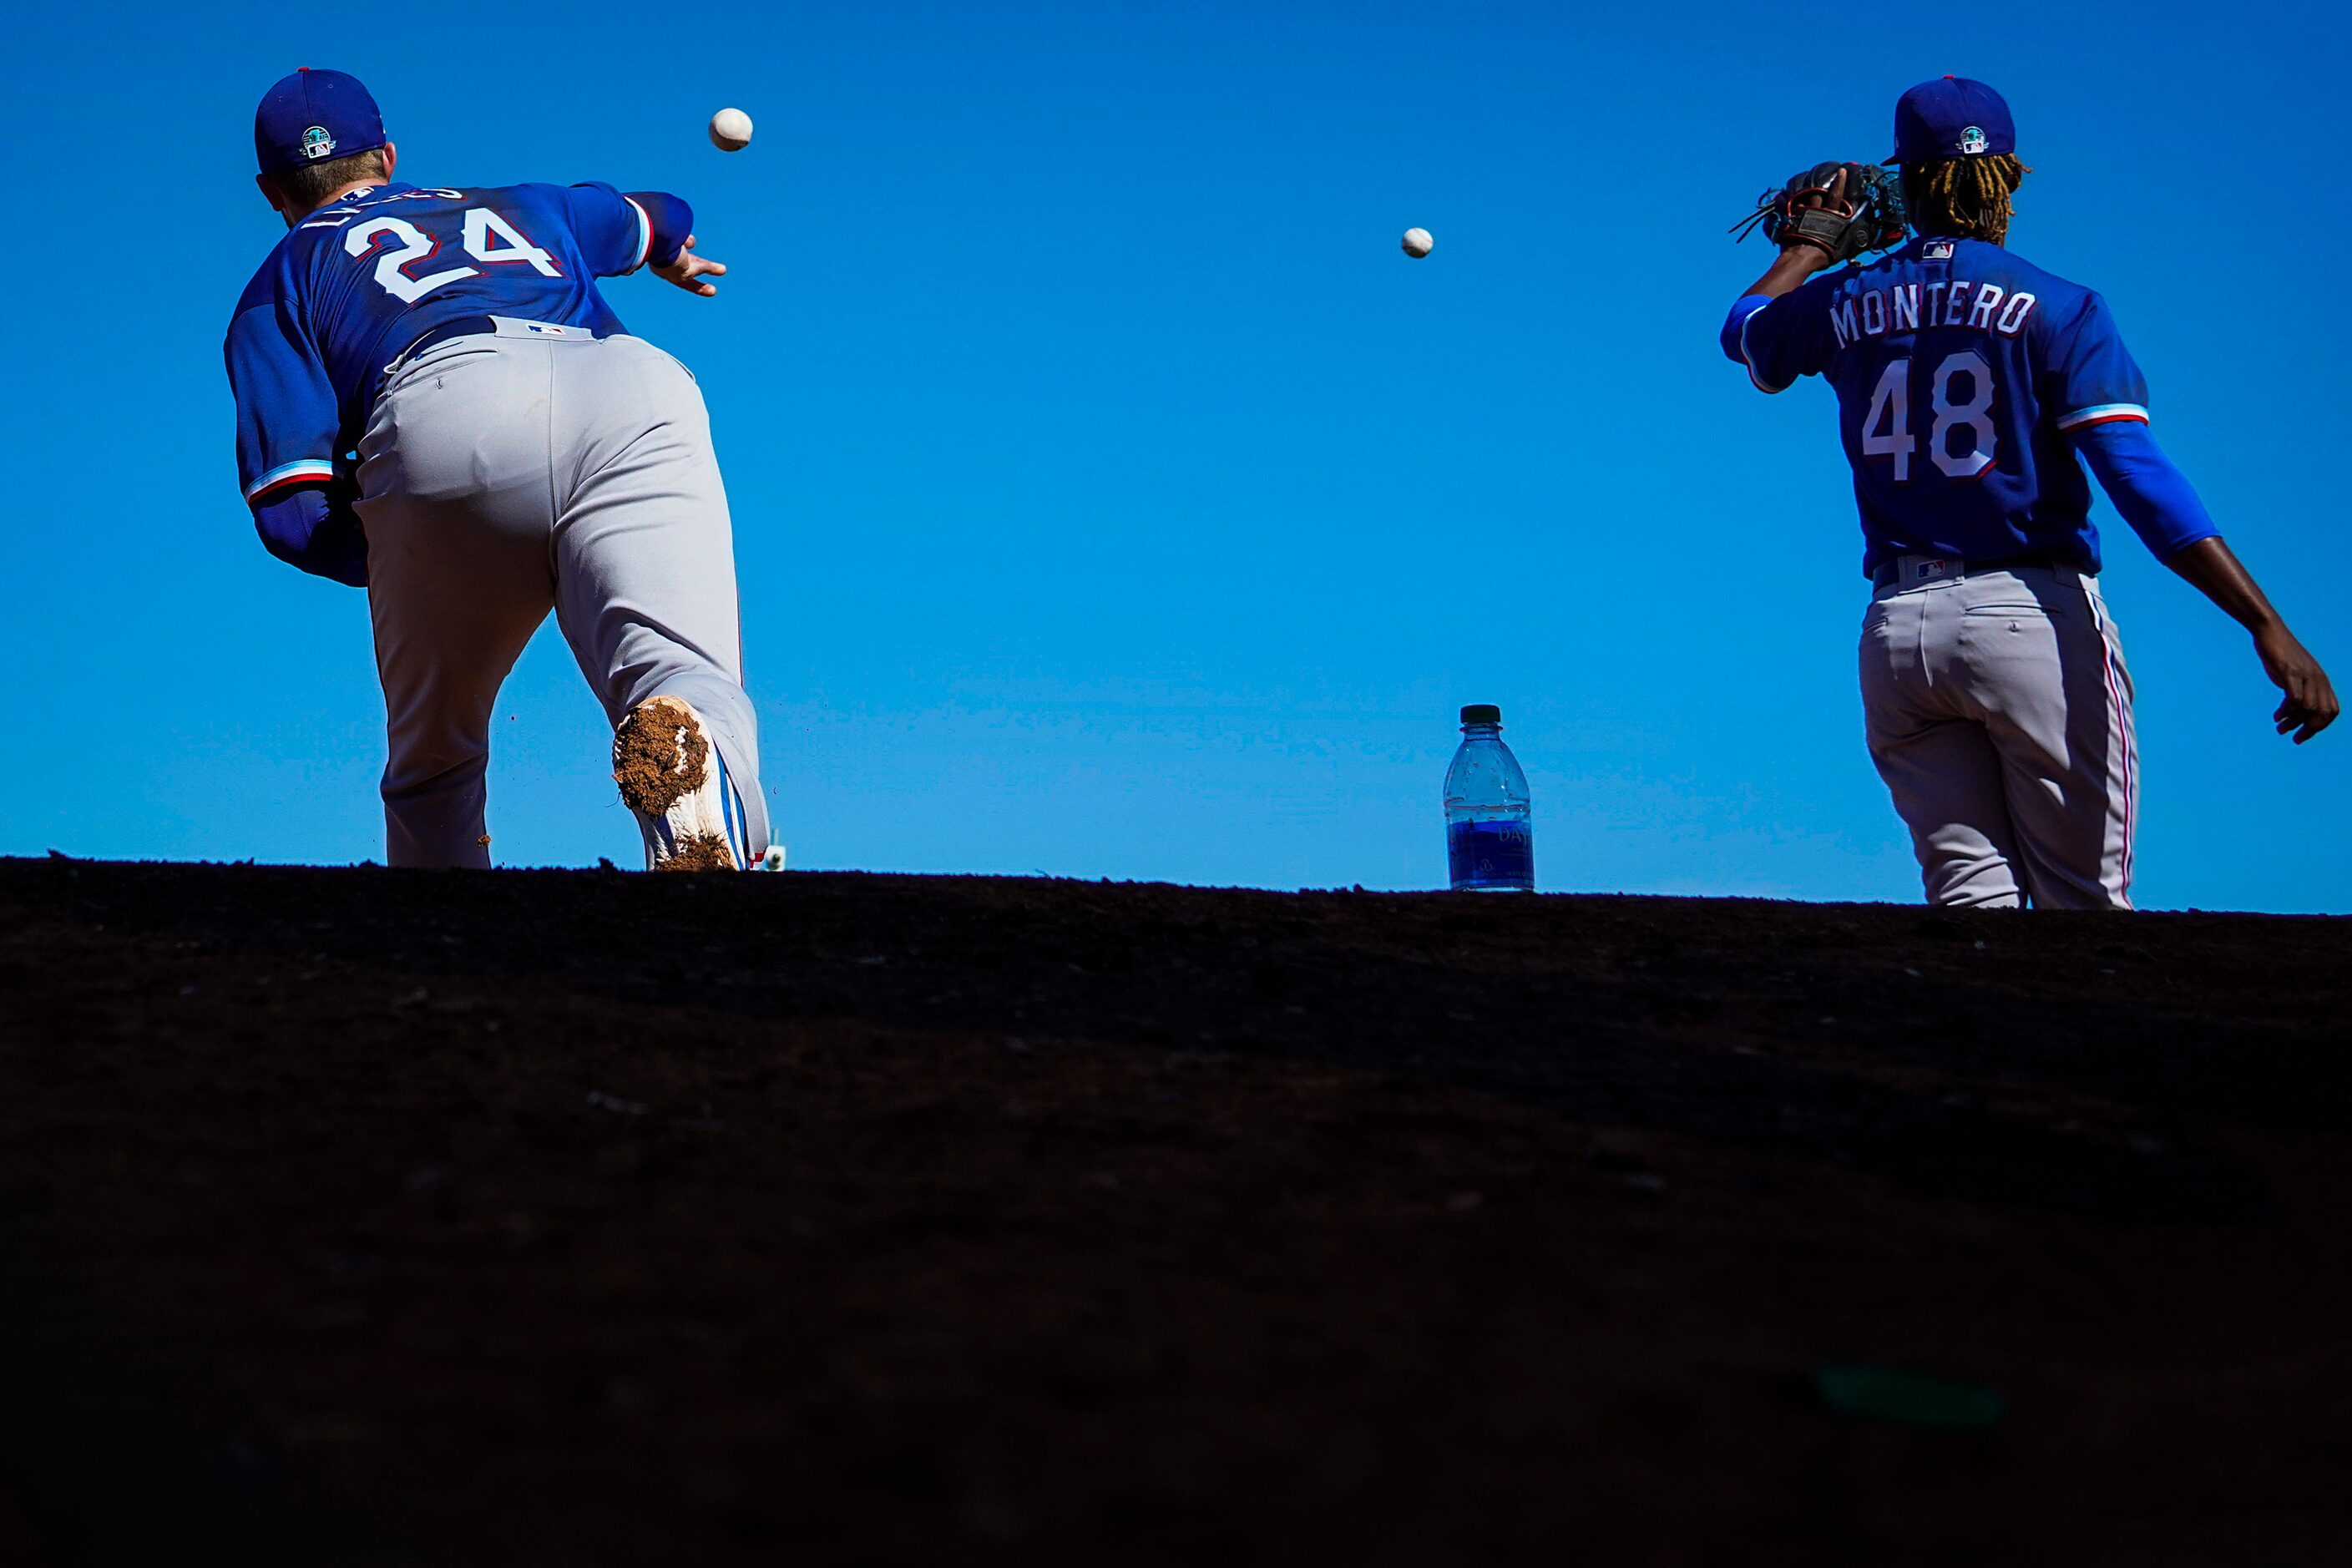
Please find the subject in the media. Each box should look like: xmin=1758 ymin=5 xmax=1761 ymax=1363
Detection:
xmin=1444 ymin=704 xmax=1534 ymax=892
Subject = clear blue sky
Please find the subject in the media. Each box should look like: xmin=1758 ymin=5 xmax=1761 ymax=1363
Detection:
xmin=4 ymin=1 xmax=2344 ymax=908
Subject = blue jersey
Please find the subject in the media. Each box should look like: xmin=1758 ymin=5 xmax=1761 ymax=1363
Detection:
xmin=1726 ymin=236 xmax=2156 ymax=577
xmin=225 ymin=180 xmax=680 ymax=508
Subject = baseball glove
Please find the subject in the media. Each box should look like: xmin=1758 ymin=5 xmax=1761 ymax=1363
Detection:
xmin=1729 ymin=161 xmax=1908 ymax=262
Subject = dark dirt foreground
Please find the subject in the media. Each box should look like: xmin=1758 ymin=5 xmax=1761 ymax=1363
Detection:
xmin=0 ymin=856 xmax=2347 ymax=1565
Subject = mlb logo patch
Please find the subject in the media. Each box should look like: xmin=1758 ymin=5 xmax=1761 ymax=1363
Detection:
xmin=1959 ymin=124 xmax=1989 ymax=155
xmin=300 ymin=124 xmax=336 ymax=161
xmin=1923 ymin=240 xmax=1955 ymax=260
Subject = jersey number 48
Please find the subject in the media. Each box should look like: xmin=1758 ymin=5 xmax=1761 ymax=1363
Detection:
xmin=1860 ymin=352 xmax=1997 ymax=483
xmin=344 ymin=210 xmax=563 ymax=304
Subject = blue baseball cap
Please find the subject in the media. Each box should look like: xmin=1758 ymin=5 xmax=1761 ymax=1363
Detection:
xmin=1891 ymin=76 xmax=2015 ymax=164
xmin=254 ymin=68 xmax=385 ymax=175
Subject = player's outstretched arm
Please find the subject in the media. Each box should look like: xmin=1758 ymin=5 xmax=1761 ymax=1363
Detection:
xmin=2073 ymin=420 xmax=2338 ymax=742
xmin=655 ymin=235 xmax=726 ymax=297
xmin=555 ymin=185 xmax=720 ymax=291
xmin=2163 ymin=539 xmax=2339 ymax=743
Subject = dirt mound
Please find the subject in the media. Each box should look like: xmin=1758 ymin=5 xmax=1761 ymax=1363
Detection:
xmin=0 ymin=857 xmax=2346 ymax=1565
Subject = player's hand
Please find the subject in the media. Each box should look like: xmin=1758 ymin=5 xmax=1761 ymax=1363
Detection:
xmin=655 ymin=235 xmax=726 ymax=297
xmin=2253 ymin=624 xmax=2339 ymax=743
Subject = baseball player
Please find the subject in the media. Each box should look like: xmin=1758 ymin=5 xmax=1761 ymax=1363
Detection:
xmin=1722 ymin=77 xmax=2337 ymax=908
xmin=226 ymin=68 xmax=770 ymax=872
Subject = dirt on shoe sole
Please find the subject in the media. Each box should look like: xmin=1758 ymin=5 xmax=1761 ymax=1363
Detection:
xmin=660 ymin=832 xmax=738 ymax=873
xmin=611 ymin=698 xmax=708 ymax=817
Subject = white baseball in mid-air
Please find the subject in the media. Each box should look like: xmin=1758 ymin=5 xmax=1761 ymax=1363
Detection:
xmin=709 ymin=108 xmax=754 ymax=152
xmin=1401 ymin=226 xmax=1434 ymax=258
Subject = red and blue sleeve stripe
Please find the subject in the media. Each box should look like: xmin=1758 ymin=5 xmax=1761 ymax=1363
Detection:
xmin=622 ymin=191 xmax=695 ymax=271
xmin=2055 ymin=402 xmax=2150 ymax=432
xmin=242 ymin=458 xmax=339 ymax=504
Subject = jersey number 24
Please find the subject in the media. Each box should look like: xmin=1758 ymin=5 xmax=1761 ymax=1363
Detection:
xmin=344 ymin=210 xmax=563 ymax=304
xmin=1860 ymin=351 xmax=1996 ymax=483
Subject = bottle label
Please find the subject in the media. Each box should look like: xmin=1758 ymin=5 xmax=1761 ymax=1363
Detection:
xmin=1448 ymin=819 xmax=1534 ymax=891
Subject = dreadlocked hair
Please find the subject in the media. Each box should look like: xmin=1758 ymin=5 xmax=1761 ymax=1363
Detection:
xmin=1903 ymin=154 xmax=2031 ymax=245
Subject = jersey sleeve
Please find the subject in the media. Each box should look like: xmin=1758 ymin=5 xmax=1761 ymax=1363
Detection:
xmin=225 ymin=296 xmax=341 ymax=505
xmin=624 ymin=191 xmax=694 ymax=271
xmin=225 ymin=292 xmax=367 ymax=584
xmin=1721 ymin=281 xmax=1836 ymax=394
xmin=253 ymin=487 xmax=369 ymax=587
xmin=2071 ymin=419 xmax=2220 ymax=562
xmin=556 ymin=182 xmax=650 ymax=276
xmin=558 ymin=182 xmax=693 ymax=276
xmin=2039 ymin=291 xmax=2151 ymax=434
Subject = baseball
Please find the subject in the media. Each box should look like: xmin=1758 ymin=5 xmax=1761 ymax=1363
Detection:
xmin=709 ymin=108 xmax=754 ymax=152
xmin=1401 ymin=226 xmax=1434 ymax=259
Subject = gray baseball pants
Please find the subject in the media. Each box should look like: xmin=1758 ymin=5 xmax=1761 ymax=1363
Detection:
xmin=1860 ymin=558 xmax=2137 ymax=910
xmin=354 ymin=319 xmax=768 ymax=869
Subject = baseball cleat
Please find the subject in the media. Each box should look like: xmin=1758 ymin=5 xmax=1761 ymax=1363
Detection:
xmin=612 ymin=695 xmax=754 ymax=872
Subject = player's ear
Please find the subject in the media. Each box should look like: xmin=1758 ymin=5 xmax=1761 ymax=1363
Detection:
xmin=380 ymin=141 xmax=397 ymax=180
xmin=255 ymin=171 xmax=290 ymax=224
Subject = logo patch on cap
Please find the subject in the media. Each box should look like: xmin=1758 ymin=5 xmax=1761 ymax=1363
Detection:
xmin=1959 ymin=124 xmax=1989 ymax=154
xmin=300 ymin=124 xmax=336 ymax=161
